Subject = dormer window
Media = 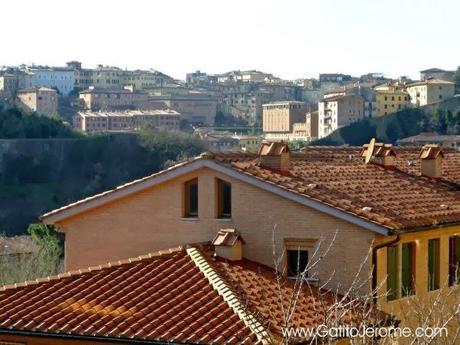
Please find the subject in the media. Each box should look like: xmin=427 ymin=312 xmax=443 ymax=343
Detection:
xmin=184 ymin=178 xmax=198 ymax=218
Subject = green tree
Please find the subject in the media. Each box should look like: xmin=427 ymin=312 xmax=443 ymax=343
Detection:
xmin=0 ymin=224 xmax=63 ymax=286
xmin=454 ymin=66 xmax=460 ymax=94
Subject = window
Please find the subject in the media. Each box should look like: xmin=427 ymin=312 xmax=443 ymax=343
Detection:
xmin=387 ymin=242 xmax=415 ymax=300
xmin=217 ymin=179 xmax=231 ymax=218
xmin=428 ymin=239 xmax=440 ymax=291
xmin=401 ymin=243 xmax=415 ymax=297
xmin=287 ymin=249 xmax=308 ymax=277
xmin=449 ymin=236 xmax=460 ymax=286
xmin=387 ymin=245 xmax=398 ymax=301
xmin=184 ymin=178 xmax=198 ymax=217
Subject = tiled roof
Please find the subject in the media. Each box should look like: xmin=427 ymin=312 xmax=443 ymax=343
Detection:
xmin=0 ymin=247 xmax=259 ymax=344
xmin=0 ymin=245 xmax=373 ymax=344
xmin=40 ymin=146 xmax=460 ymax=232
xmin=228 ymin=147 xmax=460 ymax=231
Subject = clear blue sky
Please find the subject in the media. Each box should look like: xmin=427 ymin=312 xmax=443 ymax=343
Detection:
xmin=2 ymin=0 xmax=459 ymax=80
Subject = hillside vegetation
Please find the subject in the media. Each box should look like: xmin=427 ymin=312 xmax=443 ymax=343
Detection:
xmin=0 ymin=110 xmax=207 ymax=235
xmin=311 ymin=106 xmax=460 ymax=146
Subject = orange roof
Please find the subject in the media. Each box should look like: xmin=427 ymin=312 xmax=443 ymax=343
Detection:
xmin=0 ymin=245 xmax=376 ymax=343
xmin=0 ymin=247 xmax=259 ymax=344
xmin=41 ymin=147 xmax=460 ymax=232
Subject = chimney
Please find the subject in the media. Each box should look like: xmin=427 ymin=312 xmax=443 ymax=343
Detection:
xmin=211 ymin=229 xmax=245 ymax=261
xmin=361 ymin=139 xmax=396 ymax=167
xmin=419 ymin=144 xmax=443 ymax=178
xmin=258 ymin=141 xmax=290 ymax=172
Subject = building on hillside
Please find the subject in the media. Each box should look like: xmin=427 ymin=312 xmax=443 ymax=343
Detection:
xmin=319 ymin=73 xmax=352 ymax=83
xmin=420 ymin=68 xmax=455 ymax=82
xmin=38 ymin=141 xmax=460 ymax=336
xmin=16 ymin=87 xmax=58 ymax=116
xmin=306 ymin=110 xmax=319 ymax=139
xmin=20 ymin=65 xmax=75 ymax=96
xmin=186 ymin=70 xmax=218 ymax=86
xmin=0 ymin=72 xmax=19 ymax=101
xmin=149 ymin=94 xmax=217 ymax=126
xmin=73 ymin=109 xmax=180 ymax=133
xmin=406 ymin=79 xmax=455 ymax=107
xmin=79 ymin=87 xmax=149 ymax=110
xmin=318 ymin=94 xmax=364 ymax=138
xmin=262 ymin=101 xmax=308 ymax=141
xmin=397 ymin=132 xmax=460 ymax=150
xmin=68 ymin=61 xmax=178 ymax=91
xmin=374 ymin=83 xmax=410 ymax=116
xmin=232 ymin=135 xmax=261 ymax=152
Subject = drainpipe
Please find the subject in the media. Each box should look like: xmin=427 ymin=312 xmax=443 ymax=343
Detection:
xmin=372 ymin=234 xmax=400 ymax=304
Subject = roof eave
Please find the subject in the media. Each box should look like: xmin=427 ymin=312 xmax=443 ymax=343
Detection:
xmin=41 ymin=158 xmax=389 ymax=236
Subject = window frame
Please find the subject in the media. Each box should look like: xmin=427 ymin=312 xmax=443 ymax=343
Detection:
xmin=387 ymin=242 xmax=416 ymax=301
xmin=183 ymin=178 xmax=198 ymax=218
xmin=284 ymin=239 xmax=316 ymax=279
xmin=449 ymin=236 xmax=460 ymax=286
xmin=428 ymin=238 xmax=440 ymax=291
xmin=216 ymin=178 xmax=232 ymax=219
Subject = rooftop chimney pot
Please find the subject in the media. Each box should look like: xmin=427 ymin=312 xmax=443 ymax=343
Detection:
xmin=419 ymin=144 xmax=443 ymax=178
xmin=258 ymin=141 xmax=291 ymax=172
xmin=211 ymin=229 xmax=245 ymax=261
xmin=361 ymin=139 xmax=396 ymax=167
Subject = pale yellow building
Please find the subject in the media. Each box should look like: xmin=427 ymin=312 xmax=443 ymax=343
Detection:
xmin=232 ymin=135 xmax=261 ymax=152
xmin=374 ymin=83 xmax=411 ymax=116
xmin=406 ymin=79 xmax=455 ymax=106
xmin=16 ymin=87 xmax=58 ymax=117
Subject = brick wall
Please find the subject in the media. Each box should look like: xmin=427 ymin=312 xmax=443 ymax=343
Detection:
xmin=58 ymin=167 xmax=376 ymax=291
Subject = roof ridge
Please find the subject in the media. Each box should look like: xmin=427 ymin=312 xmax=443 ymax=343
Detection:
xmin=186 ymin=247 xmax=270 ymax=343
xmin=0 ymin=246 xmax=183 ymax=292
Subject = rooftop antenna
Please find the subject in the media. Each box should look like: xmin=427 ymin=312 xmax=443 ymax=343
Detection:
xmin=365 ymin=138 xmax=375 ymax=164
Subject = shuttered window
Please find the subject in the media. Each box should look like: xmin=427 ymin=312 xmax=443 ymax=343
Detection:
xmin=401 ymin=243 xmax=415 ymax=297
xmin=387 ymin=245 xmax=398 ymax=301
xmin=428 ymin=239 xmax=440 ymax=291
xmin=449 ymin=236 xmax=460 ymax=286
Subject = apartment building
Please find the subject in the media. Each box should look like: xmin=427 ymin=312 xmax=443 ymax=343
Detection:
xmin=68 ymin=61 xmax=178 ymax=91
xmin=306 ymin=110 xmax=319 ymax=139
xmin=20 ymin=65 xmax=75 ymax=96
xmin=420 ymin=68 xmax=455 ymax=82
xmin=406 ymin=79 xmax=455 ymax=106
xmin=318 ymin=94 xmax=364 ymax=138
xmin=0 ymin=72 xmax=19 ymax=100
xmin=36 ymin=141 xmax=460 ymax=337
xmin=149 ymin=94 xmax=217 ymax=126
xmin=73 ymin=109 xmax=180 ymax=133
xmin=374 ymin=83 xmax=410 ymax=116
xmin=262 ymin=101 xmax=309 ymax=141
xmin=15 ymin=87 xmax=58 ymax=116
xmin=79 ymin=87 xmax=149 ymax=110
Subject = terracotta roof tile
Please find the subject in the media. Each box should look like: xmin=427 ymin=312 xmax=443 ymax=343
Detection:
xmin=0 ymin=248 xmax=257 ymax=344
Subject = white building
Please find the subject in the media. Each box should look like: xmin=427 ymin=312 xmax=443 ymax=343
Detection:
xmin=318 ymin=94 xmax=364 ymax=138
xmin=20 ymin=66 xmax=75 ymax=96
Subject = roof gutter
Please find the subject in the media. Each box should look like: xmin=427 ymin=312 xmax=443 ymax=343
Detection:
xmin=0 ymin=328 xmax=185 ymax=345
xmin=371 ymin=235 xmax=400 ymax=304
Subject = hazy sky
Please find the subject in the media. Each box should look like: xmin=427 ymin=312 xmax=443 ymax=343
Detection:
xmin=2 ymin=0 xmax=459 ymax=80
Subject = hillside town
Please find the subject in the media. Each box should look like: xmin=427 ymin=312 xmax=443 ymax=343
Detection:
xmin=1 ymin=0 xmax=460 ymax=343
xmin=2 ymin=63 xmax=459 ymax=150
